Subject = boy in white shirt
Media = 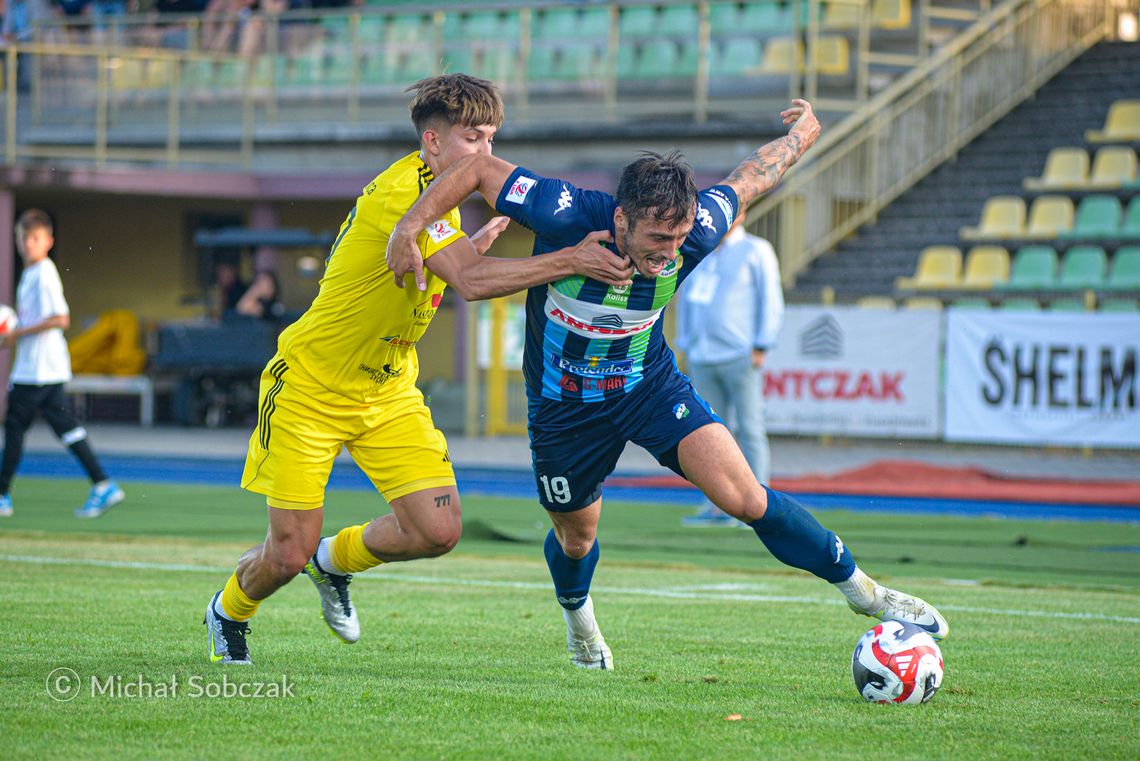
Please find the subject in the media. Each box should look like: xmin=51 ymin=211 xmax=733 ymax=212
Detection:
xmin=0 ymin=209 xmax=124 ymax=518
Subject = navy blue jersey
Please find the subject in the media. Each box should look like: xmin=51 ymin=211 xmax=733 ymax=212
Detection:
xmin=494 ymin=166 xmax=739 ymax=403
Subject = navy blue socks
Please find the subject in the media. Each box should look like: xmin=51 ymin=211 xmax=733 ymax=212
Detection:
xmin=544 ymin=528 xmax=599 ymax=610
xmin=750 ymin=487 xmax=856 ymax=583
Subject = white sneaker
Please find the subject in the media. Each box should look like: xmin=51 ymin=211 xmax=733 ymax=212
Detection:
xmin=563 ymin=598 xmax=613 ymax=670
xmin=849 ymin=585 xmax=950 ymax=640
xmin=303 ymin=555 xmax=360 ymax=643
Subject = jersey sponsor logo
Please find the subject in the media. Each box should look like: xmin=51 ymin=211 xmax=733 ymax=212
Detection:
xmin=696 ymin=204 xmax=716 ymax=232
xmin=548 ymin=305 xmax=655 ymax=337
xmin=583 ymin=376 xmax=627 ymax=392
xmin=418 ymin=294 xmax=443 ymax=309
xmin=364 ymin=180 xmax=377 ymax=196
xmin=505 ymin=175 xmax=536 ymax=204
xmin=426 ymin=219 xmax=458 ymax=243
xmin=412 ymin=293 xmax=443 ymax=322
xmin=707 ymin=188 xmax=735 ymax=226
xmin=554 ymin=184 xmax=573 ymax=215
xmin=592 ymin=314 xmax=624 ymax=329
xmin=558 ymin=375 xmax=579 ymax=392
xmin=659 ymin=258 xmax=679 ymax=278
xmin=673 ymin=402 xmax=690 ymax=419
xmin=550 ymin=353 xmax=634 ymax=377
xmin=358 ymin=362 xmax=403 ymax=386
xmin=379 ymin=335 xmax=417 ymax=348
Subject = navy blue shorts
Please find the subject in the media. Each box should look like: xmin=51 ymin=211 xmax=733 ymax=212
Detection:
xmin=527 ymin=369 xmax=723 ymax=511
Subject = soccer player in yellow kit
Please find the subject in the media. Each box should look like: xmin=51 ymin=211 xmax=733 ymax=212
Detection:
xmin=204 ymin=74 xmax=634 ymax=664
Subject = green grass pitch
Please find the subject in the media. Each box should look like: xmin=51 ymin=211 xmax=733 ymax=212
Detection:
xmin=2 ymin=476 xmax=1138 ymax=760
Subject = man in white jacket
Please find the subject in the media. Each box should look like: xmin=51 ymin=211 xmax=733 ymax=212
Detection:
xmin=677 ymin=216 xmax=783 ymax=526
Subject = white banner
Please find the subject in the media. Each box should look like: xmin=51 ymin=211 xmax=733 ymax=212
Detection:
xmin=762 ymin=306 xmax=942 ymax=438
xmin=945 ymin=311 xmax=1140 ymax=448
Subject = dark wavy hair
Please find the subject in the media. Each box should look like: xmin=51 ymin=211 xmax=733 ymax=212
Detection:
xmin=615 ymin=150 xmax=697 ymax=230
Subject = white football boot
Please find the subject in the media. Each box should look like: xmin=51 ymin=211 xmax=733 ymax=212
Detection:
xmin=303 ymin=555 xmax=360 ymax=643
xmin=849 ymin=585 xmax=950 ymax=640
xmin=204 ymin=591 xmax=253 ymax=665
xmin=563 ymin=596 xmax=613 ymax=670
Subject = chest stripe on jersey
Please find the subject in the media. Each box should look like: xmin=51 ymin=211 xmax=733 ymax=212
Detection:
xmin=327 ymin=206 xmax=358 ymax=263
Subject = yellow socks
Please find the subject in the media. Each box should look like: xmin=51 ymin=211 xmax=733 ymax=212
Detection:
xmin=330 ymin=522 xmax=384 ymax=574
xmin=220 ymin=572 xmax=261 ymax=621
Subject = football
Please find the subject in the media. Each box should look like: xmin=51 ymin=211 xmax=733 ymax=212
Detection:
xmin=852 ymin=621 xmax=944 ymax=704
xmin=0 ymin=304 xmax=17 ymax=335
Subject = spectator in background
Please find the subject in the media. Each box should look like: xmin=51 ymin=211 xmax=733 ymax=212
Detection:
xmin=676 ymin=215 xmax=784 ymax=527
xmin=213 ymin=256 xmax=282 ymax=321
xmin=0 ymin=209 xmax=125 ymax=520
xmin=2 ymin=0 xmax=53 ymax=91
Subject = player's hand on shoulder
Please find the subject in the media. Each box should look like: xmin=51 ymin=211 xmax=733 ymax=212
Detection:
xmin=571 ymin=230 xmax=634 ymax=286
xmin=386 ymin=222 xmax=427 ymax=291
xmin=470 ymin=216 xmax=510 ymax=256
xmin=781 ymin=98 xmax=821 ymax=154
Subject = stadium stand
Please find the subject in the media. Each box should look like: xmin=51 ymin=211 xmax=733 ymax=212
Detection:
xmin=960 ymin=246 xmax=1010 ymax=289
xmin=894 ymin=245 xmax=961 ymax=289
xmin=1108 ymin=245 xmax=1140 ymax=289
xmin=1062 ymin=195 xmax=1123 ymax=238
xmin=1024 ymin=195 xmax=1075 ymax=239
xmin=1023 ymin=147 xmax=1090 ymax=191
xmin=1058 ymin=245 xmax=1109 ymax=288
xmin=1088 ymin=147 xmax=1138 ymax=189
xmin=1099 ymin=297 xmax=1139 ymax=311
xmin=1004 ymin=245 xmax=1059 ymax=290
xmin=901 ymin=297 xmax=943 ymax=310
xmin=959 ymin=196 xmax=1026 ymax=240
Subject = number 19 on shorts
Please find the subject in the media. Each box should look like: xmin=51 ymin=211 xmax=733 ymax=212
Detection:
xmin=539 ymin=474 xmax=572 ymax=505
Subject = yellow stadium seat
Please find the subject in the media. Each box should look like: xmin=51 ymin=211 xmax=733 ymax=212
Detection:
xmin=959 ymin=196 xmax=1026 ymax=239
xmin=824 ymin=0 xmax=911 ymax=30
xmin=1086 ymin=100 xmax=1140 ymax=143
xmin=856 ymin=295 xmax=896 ymax=309
xmin=757 ymin=36 xmax=848 ymax=76
xmin=758 ymin=38 xmax=802 ymax=75
xmin=895 ymin=245 xmax=962 ymax=289
xmin=1023 ymin=147 xmax=1089 ymax=191
xmin=814 ymin=35 xmax=849 ymax=76
xmin=960 ymin=246 xmax=1010 ymax=289
xmin=902 ymin=297 xmax=943 ymax=310
xmin=1087 ymin=147 xmax=1138 ymax=189
xmin=1025 ymin=195 xmax=1075 ymax=239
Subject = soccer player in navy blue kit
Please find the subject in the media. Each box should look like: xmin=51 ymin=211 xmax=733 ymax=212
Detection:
xmin=389 ymin=100 xmax=948 ymax=669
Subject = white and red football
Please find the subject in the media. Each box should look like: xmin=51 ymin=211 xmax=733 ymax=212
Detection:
xmin=852 ymin=620 xmax=944 ymax=704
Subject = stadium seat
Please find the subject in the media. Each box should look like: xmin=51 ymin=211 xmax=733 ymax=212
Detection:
xmin=1086 ymin=100 xmax=1140 ymax=143
xmin=902 ymin=297 xmax=943 ymax=310
xmin=709 ymin=2 xmax=740 ymax=30
xmin=1099 ymin=298 xmax=1140 ymax=312
xmin=739 ymin=3 xmax=792 ymax=34
xmin=758 ymin=37 xmax=802 ymax=74
xmin=960 ymin=246 xmax=1010 ymax=289
xmin=1124 ymin=197 xmax=1140 ymax=237
xmin=1024 ymin=195 xmax=1074 ymax=239
xmin=1058 ymin=246 xmax=1108 ymax=288
xmin=949 ymin=297 xmax=991 ymax=310
xmin=813 ymin=36 xmax=850 ymax=76
xmin=959 ymin=196 xmax=1026 ymax=239
xmin=824 ymin=0 xmax=911 ymax=30
xmin=855 ymin=295 xmax=896 ymax=309
xmin=1107 ymin=245 xmax=1140 ymax=290
xmin=619 ymin=6 xmax=658 ymax=37
xmin=660 ymin=5 xmax=700 ymax=36
xmin=1006 ymin=245 xmax=1058 ymax=289
xmin=1088 ymin=147 xmax=1138 ymax=189
xmin=1062 ymin=195 xmax=1121 ymax=239
xmin=713 ymin=38 xmax=763 ymax=76
xmin=1023 ymin=147 xmax=1089 ymax=191
xmin=536 ymin=8 xmax=579 ymax=39
xmin=998 ymin=297 xmax=1041 ymax=311
xmin=579 ymin=8 xmax=611 ymax=37
xmin=895 ymin=245 xmax=961 ymax=289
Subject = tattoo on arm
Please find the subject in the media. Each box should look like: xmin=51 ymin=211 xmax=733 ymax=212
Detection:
xmin=725 ymin=133 xmax=805 ymax=208
xmin=434 ymin=494 xmax=451 ymax=508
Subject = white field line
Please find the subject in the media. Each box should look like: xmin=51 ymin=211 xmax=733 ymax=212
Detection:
xmin=5 ymin=553 xmax=1140 ymax=625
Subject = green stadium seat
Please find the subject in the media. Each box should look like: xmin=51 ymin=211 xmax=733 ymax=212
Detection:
xmin=462 ymin=12 xmax=505 ymax=41
xmin=714 ymin=38 xmax=763 ymax=76
xmin=536 ymin=9 xmax=579 ymax=39
xmin=558 ymin=44 xmax=598 ymax=80
xmin=1023 ymin=147 xmax=1089 ymax=191
xmin=960 ymin=196 xmax=1026 ymax=239
xmin=1062 ymin=195 xmax=1121 ymax=238
xmin=961 ymin=246 xmax=1010 ymax=289
xmin=620 ymin=6 xmax=658 ymax=37
xmin=739 ymin=3 xmax=792 ymax=34
xmin=895 ymin=245 xmax=962 ymax=289
xmin=660 ymin=5 xmax=700 ymax=36
xmin=1107 ymin=246 xmax=1140 ymax=290
xmin=1006 ymin=245 xmax=1058 ymax=289
xmin=1086 ymin=99 xmax=1140 ymax=143
xmin=357 ymin=17 xmax=385 ymax=45
xmin=1123 ymin=197 xmax=1140 ymax=237
xmin=579 ymin=8 xmax=611 ymax=38
xmin=1088 ymin=147 xmax=1138 ymax=189
xmin=1058 ymin=246 xmax=1108 ymax=288
xmin=1024 ymin=195 xmax=1074 ymax=238
xmin=1049 ymin=297 xmax=1088 ymax=312
xmin=709 ymin=2 xmax=740 ymax=30
xmin=999 ymin=297 xmax=1041 ymax=311
xmin=1100 ymin=298 xmax=1139 ymax=312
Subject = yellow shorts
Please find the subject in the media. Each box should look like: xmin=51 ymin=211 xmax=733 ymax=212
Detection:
xmin=241 ymin=354 xmax=456 ymax=509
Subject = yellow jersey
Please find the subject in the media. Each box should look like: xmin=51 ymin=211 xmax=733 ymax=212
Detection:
xmin=277 ymin=151 xmax=467 ymax=404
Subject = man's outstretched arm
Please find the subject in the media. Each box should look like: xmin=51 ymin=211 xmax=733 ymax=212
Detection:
xmin=388 ymin=153 xmax=518 ymax=290
xmin=722 ymin=99 xmax=822 ymax=210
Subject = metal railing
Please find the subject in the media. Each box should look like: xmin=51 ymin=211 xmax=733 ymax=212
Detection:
xmin=744 ymin=0 xmax=1127 ymax=287
xmin=2 ymin=0 xmax=996 ymax=169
